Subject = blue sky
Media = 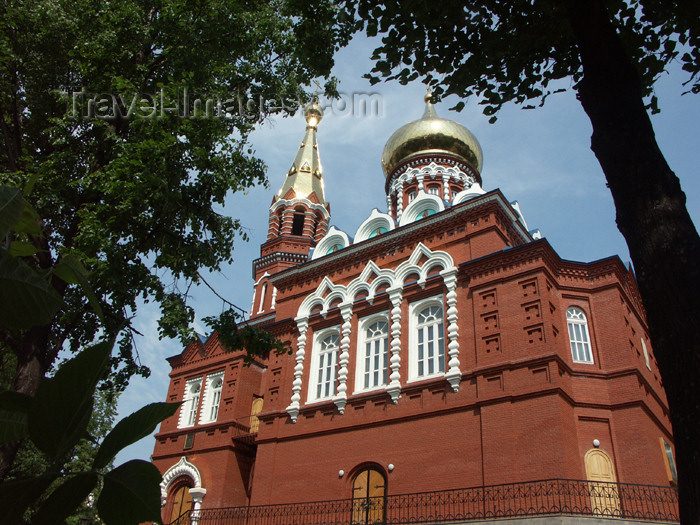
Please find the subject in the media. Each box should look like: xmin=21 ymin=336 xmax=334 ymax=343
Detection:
xmin=114 ymin=37 xmax=700 ymax=465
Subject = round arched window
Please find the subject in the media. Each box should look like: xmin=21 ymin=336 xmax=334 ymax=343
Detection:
xmin=326 ymin=243 xmax=343 ymax=254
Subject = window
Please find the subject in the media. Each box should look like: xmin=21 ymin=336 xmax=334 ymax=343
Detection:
xmin=291 ymin=211 xmax=305 ymax=235
xmin=408 ymin=191 xmax=416 ymax=202
xmin=356 ymin=317 xmax=389 ymax=391
xmin=369 ymin=226 xmax=387 ymax=238
xmin=641 ymin=338 xmax=651 ymax=370
xmin=309 ymin=329 xmax=340 ymax=401
xmin=179 ymin=378 xmax=202 ymax=428
xmin=567 ymin=307 xmax=593 ymax=363
xmin=326 ymin=243 xmax=343 ymax=254
xmin=409 ymin=298 xmax=445 ymax=380
xmin=427 ymin=185 xmax=440 ymax=196
xmin=199 ymin=371 xmax=224 ymax=424
xmin=659 ymin=438 xmax=678 ymax=485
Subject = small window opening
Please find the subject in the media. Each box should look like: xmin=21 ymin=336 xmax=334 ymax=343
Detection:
xmin=292 ymin=212 xmax=305 ymax=235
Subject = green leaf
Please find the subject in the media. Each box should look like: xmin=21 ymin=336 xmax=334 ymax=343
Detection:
xmin=0 ymin=475 xmax=57 ymax=525
xmin=0 ymin=391 xmax=32 ymax=443
xmin=9 ymin=240 xmax=39 ymax=257
xmin=13 ymin=203 xmax=41 ymax=236
xmin=33 ymin=472 xmax=99 ymax=525
xmin=0 ymin=250 xmax=62 ymax=330
xmin=93 ymin=402 xmax=180 ymax=470
xmin=97 ymin=460 xmax=163 ymax=525
xmin=28 ymin=341 xmax=112 ymax=461
xmin=57 ymin=253 xmax=104 ymax=319
xmin=0 ymin=186 xmax=23 ymax=239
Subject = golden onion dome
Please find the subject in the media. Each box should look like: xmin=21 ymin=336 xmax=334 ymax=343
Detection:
xmin=381 ymin=93 xmax=483 ymax=178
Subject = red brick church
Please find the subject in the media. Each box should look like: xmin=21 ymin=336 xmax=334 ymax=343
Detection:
xmin=151 ymin=95 xmax=678 ymax=524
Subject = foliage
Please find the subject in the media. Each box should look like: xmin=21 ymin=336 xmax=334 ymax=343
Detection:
xmin=204 ymin=307 xmax=290 ymax=365
xmin=0 ymin=0 xmax=353 ymax=399
xmin=345 ymin=0 xmax=699 ymax=120
xmin=0 ymin=342 xmax=179 ymax=524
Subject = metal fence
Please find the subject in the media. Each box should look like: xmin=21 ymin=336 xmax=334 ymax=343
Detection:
xmin=170 ymin=479 xmax=679 ymax=525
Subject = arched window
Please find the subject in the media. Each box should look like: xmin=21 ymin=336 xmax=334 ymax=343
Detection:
xmin=410 ymin=299 xmax=445 ymax=380
xmin=567 ymin=307 xmax=593 ymax=363
xmin=208 ymin=377 xmax=223 ymax=421
xmin=352 ymin=468 xmax=386 ymax=525
xmin=309 ymin=330 xmax=340 ymax=401
xmin=250 ymin=397 xmax=264 ymax=434
xmin=291 ymin=208 xmax=306 ymax=235
xmin=179 ymin=378 xmax=202 ymax=428
xmin=427 ymin=185 xmax=440 ymax=196
xmin=357 ymin=317 xmax=389 ymax=391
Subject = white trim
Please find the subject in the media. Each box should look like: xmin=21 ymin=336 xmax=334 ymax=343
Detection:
xmin=354 ymin=209 xmax=396 ymax=243
xmin=270 ymin=196 xmax=330 ymax=216
xmin=160 ymin=456 xmax=204 ymax=506
xmin=452 ymin=182 xmax=486 ymax=204
xmin=641 ymin=338 xmax=651 ymax=370
xmin=408 ymin=296 xmax=446 ymax=382
xmin=312 ymin=226 xmax=351 ymax=260
xmin=399 ymin=192 xmax=445 ymax=227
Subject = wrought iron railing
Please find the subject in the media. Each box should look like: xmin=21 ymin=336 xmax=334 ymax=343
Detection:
xmin=170 ymin=479 xmax=678 ymax=525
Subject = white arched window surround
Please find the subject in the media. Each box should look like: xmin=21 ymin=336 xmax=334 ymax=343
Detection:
xmin=399 ymin=192 xmax=445 ymax=227
xmin=408 ymin=296 xmax=446 ymax=382
xmin=199 ymin=371 xmax=225 ymax=424
xmin=178 ymin=378 xmax=202 ymax=428
xmin=567 ymin=306 xmax=594 ymax=364
xmin=312 ymin=226 xmax=351 ymax=260
xmin=354 ymin=209 xmax=395 ymax=243
xmin=307 ymin=326 xmax=341 ymax=403
xmin=354 ymin=313 xmax=391 ymax=393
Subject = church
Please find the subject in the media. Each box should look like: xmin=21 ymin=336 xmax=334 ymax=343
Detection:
xmin=151 ymin=94 xmax=678 ymax=524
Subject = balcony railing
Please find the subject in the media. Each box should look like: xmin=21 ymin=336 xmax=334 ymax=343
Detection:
xmin=231 ymin=415 xmax=259 ymax=445
xmin=169 ymin=479 xmax=678 ymax=525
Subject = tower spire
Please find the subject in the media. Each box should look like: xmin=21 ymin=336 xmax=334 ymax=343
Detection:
xmin=277 ymin=100 xmax=326 ymax=204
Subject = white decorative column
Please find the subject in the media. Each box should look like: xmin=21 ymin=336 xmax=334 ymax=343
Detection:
xmin=386 ymin=286 xmax=404 ymax=403
xmin=442 ymin=172 xmax=451 ymax=199
xmin=271 ymin=286 xmax=278 ymax=309
xmin=417 ymin=172 xmax=424 ymax=192
xmin=286 ymin=316 xmax=309 ymax=422
xmin=188 ymin=487 xmax=207 ymax=525
xmin=441 ymin=268 xmax=461 ymax=392
xmin=334 ymin=303 xmax=353 ymax=414
xmin=396 ymin=180 xmax=404 ymax=220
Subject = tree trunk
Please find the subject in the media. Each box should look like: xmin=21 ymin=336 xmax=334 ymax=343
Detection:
xmin=0 ymin=326 xmax=51 ymax=481
xmin=562 ymin=1 xmax=700 ymax=523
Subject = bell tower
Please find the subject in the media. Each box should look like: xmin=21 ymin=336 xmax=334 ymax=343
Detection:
xmin=250 ymin=100 xmax=331 ymax=318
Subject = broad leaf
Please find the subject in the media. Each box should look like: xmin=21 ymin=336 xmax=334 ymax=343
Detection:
xmin=9 ymin=240 xmax=40 ymax=257
xmin=57 ymin=253 xmax=104 ymax=319
xmin=0 ymin=250 xmax=62 ymax=330
xmin=97 ymin=460 xmax=163 ymax=525
xmin=29 ymin=341 xmax=112 ymax=461
xmin=93 ymin=402 xmax=180 ymax=470
xmin=33 ymin=472 xmax=99 ymax=525
xmin=13 ymin=202 xmax=41 ymax=236
xmin=0 ymin=475 xmax=56 ymax=525
xmin=0 ymin=186 xmax=23 ymax=239
xmin=0 ymin=391 xmax=32 ymax=442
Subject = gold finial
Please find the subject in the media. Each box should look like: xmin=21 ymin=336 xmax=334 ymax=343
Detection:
xmin=304 ymin=80 xmax=324 ymax=128
xmin=424 ymin=85 xmax=433 ymax=104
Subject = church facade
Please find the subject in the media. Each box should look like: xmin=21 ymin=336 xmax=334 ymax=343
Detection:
xmin=151 ymin=95 xmax=677 ymax=523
